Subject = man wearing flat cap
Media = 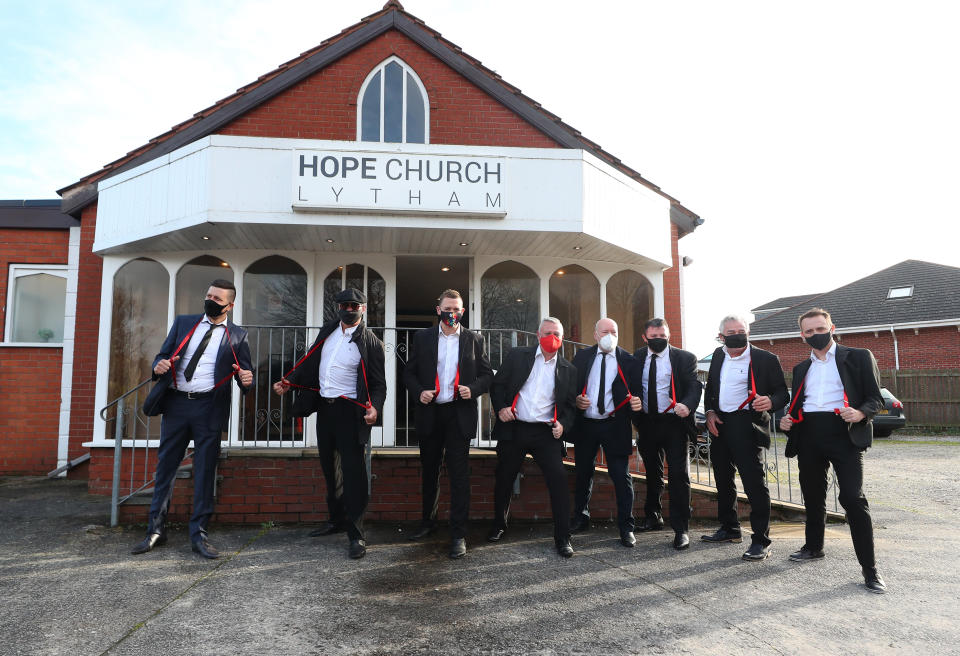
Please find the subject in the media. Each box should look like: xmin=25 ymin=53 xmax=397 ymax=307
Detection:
xmin=274 ymin=289 xmax=386 ymax=560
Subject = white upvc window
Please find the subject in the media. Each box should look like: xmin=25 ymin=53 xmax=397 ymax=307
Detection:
xmin=887 ymin=285 xmax=914 ymax=299
xmin=3 ymin=264 xmax=68 ymax=345
xmin=357 ymin=56 xmax=429 ymax=144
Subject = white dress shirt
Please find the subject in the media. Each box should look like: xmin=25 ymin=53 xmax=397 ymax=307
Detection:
xmin=583 ymin=349 xmax=616 ymax=419
xmin=802 ymin=341 xmax=846 ymax=412
xmin=718 ymin=344 xmax=751 ymax=412
xmin=514 ymin=347 xmax=558 ymax=423
xmin=641 ymin=349 xmax=675 ymax=414
xmin=318 ymin=323 xmax=361 ymax=399
xmin=435 ymin=324 xmax=461 ymax=404
xmin=175 ymin=317 xmax=226 ymax=392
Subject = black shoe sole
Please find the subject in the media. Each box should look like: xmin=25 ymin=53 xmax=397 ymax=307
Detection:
xmin=742 ymin=550 xmax=772 ymax=561
xmin=701 ymin=536 xmax=743 ymax=543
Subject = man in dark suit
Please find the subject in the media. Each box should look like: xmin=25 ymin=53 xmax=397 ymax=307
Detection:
xmin=571 ymin=318 xmax=643 ymax=547
xmin=486 ymin=317 xmax=578 ymax=557
xmin=633 ymin=318 xmax=702 ymax=550
xmin=274 ymin=289 xmax=387 ymax=560
xmin=780 ymin=307 xmax=886 ymax=593
xmin=702 ymin=314 xmax=788 ymax=560
xmin=132 ymin=279 xmax=254 ymax=559
xmin=401 ymin=289 xmax=493 ymax=558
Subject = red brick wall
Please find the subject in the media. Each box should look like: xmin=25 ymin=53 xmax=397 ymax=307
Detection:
xmin=759 ymin=326 xmax=960 ymax=371
xmin=67 ymin=204 xmax=103 ymax=474
xmin=0 ymin=228 xmax=69 ymax=474
xmin=664 ymin=223 xmax=683 ymax=348
xmin=217 ymin=30 xmax=560 ymax=149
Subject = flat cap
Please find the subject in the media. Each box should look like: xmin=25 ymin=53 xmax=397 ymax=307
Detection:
xmin=335 ymin=288 xmax=367 ymax=304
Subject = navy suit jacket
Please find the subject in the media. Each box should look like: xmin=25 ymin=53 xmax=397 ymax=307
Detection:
xmin=142 ymin=314 xmax=254 ymax=431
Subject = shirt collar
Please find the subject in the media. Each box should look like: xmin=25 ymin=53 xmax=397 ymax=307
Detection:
xmin=202 ymin=315 xmax=227 ymax=327
xmin=341 ymin=322 xmax=359 ymax=337
xmin=810 ymin=339 xmax=837 ymax=362
xmin=722 ymin=343 xmax=751 ymax=360
xmin=438 ymin=323 xmax=462 ymax=338
xmin=536 ymin=346 xmax=559 ymax=364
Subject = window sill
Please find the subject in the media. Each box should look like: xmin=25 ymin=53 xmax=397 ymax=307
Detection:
xmin=0 ymin=342 xmax=64 ymax=348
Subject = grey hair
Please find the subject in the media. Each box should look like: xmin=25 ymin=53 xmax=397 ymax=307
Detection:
xmin=718 ymin=314 xmax=751 ymax=334
xmin=539 ymin=317 xmax=564 ymax=336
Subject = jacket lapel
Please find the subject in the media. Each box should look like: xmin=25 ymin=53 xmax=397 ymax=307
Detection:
xmin=835 ymin=344 xmax=854 ymax=394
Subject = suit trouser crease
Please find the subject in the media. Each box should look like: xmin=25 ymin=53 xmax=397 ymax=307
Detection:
xmin=573 ymin=421 xmax=635 ymax=532
xmin=419 ymin=402 xmax=471 ymax=538
xmin=640 ymin=414 xmax=691 ymax=533
xmin=493 ymin=422 xmax=570 ymax=542
xmin=796 ymin=412 xmax=875 ymax=568
xmin=148 ymin=394 xmax=222 ymax=540
xmin=710 ymin=411 xmax=772 ymax=545
xmin=316 ymin=399 xmax=369 ymax=541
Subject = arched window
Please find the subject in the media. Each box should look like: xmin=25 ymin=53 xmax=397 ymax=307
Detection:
xmin=358 ymin=57 xmax=428 ymax=144
xmin=324 ymin=263 xmax=385 ymax=327
xmin=109 ymin=258 xmax=169 ymax=407
xmin=242 ymin=256 xmax=307 ymax=327
xmin=175 ymin=255 xmax=233 ymax=316
xmin=549 ymin=265 xmax=599 ymax=345
xmin=605 ymin=270 xmax=654 ymax=353
xmin=481 ymin=261 xmax=540 ymax=333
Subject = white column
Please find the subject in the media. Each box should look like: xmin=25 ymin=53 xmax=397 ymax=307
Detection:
xmin=55 ymin=226 xmax=81 ymax=473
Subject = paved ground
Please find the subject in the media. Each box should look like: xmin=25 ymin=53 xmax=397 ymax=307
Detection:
xmin=2 ymin=435 xmax=959 ymax=655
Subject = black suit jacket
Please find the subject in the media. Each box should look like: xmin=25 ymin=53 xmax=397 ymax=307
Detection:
xmin=489 ymin=345 xmax=577 ymax=450
xmin=571 ymin=345 xmax=640 ymax=455
xmin=286 ymin=320 xmax=387 ymax=443
xmin=632 ymin=345 xmax=702 ymax=441
xmin=704 ymin=344 xmax=789 ymax=448
xmin=142 ymin=314 xmax=254 ymax=431
xmin=401 ymin=325 xmax=493 ymax=440
xmin=784 ymin=344 xmax=884 ymax=457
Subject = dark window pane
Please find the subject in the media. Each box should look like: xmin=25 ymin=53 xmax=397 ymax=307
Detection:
xmin=345 ymin=263 xmax=365 ymax=293
xmin=548 ymin=264 xmax=599 ymax=345
xmin=324 ymin=268 xmax=343 ymax=324
xmin=176 ymin=255 xmax=233 ymax=316
xmin=605 ymin=270 xmax=653 ymax=353
xmin=406 ymin=73 xmax=425 ymax=143
xmin=384 ymin=62 xmax=403 ymax=143
xmin=243 ymin=255 xmax=307 ymax=327
xmin=361 ymin=71 xmax=381 ymax=142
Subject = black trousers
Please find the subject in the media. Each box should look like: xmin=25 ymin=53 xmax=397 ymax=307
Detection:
xmin=573 ymin=418 xmax=635 ymax=532
xmin=493 ymin=421 xmax=571 ymax=542
xmin=148 ymin=393 xmax=223 ymax=541
xmin=710 ymin=410 xmax=771 ymax=546
xmin=316 ymin=398 xmax=369 ymax=541
xmin=797 ymin=412 xmax=875 ymax=569
xmin=639 ymin=414 xmax=691 ymax=533
xmin=419 ymin=402 xmax=472 ymax=538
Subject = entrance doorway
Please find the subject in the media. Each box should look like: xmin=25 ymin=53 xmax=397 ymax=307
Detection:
xmin=394 ymin=256 xmax=471 ymax=446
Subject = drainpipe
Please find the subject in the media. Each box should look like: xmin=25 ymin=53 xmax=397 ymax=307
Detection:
xmin=889 ymin=325 xmax=900 ymax=370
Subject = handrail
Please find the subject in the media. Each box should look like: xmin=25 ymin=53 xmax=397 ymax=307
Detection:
xmin=100 ymin=377 xmax=152 ymax=422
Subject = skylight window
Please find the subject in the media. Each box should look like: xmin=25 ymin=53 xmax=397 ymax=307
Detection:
xmin=887 ymin=286 xmax=914 ymax=299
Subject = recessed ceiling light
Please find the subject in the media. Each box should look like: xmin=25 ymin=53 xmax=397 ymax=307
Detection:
xmin=573 ymin=246 xmax=582 ymax=250
xmin=326 ymin=238 xmax=335 ymax=243
xmin=441 ymin=266 xmax=451 ymax=272
xmin=220 ymin=261 xmax=229 ymax=268
xmin=201 ymin=236 xmax=210 ymax=241
xmin=516 ymin=298 xmax=523 ymax=303
xmin=459 ymin=242 xmax=469 ymax=247
xmin=556 ymin=269 xmax=565 ymax=276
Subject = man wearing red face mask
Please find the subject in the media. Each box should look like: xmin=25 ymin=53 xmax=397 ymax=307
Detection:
xmin=401 ymin=289 xmax=493 ymax=559
xmin=486 ymin=317 xmax=578 ymax=557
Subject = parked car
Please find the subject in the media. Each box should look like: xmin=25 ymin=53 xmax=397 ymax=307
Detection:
xmin=873 ymin=387 xmax=907 ymax=437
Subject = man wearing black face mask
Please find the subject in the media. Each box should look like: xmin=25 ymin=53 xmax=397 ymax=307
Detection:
xmin=702 ymin=315 xmax=788 ymax=560
xmin=779 ymin=308 xmax=886 ymax=593
xmin=632 ymin=318 xmax=701 ymax=550
xmin=401 ymin=289 xmax=493 ymax=558
xmin=274 ymin=289 xmax=387 ymax=560
xmin=134 ymin=279 xmax=254 ymax=559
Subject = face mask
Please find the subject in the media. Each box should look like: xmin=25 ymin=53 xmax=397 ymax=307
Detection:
xmin=539 ymin=334 xmax=562 ymax=354
xmin=204 ymin=299 xmax=229 ymax=318
xmin=339 ymin=308 xmax=362 ymax=324
xmin=805 ymin=332 xmax=832 ymax=351
xmin=439 ymin=310 xmax=462 ymax=328
xmin=598 ymin=333 xmax=618 ymax=353
xmin=646 ymin=337 xmax=668 ymax=353
xmin=723 ymin=334 xmax=748 ymax=349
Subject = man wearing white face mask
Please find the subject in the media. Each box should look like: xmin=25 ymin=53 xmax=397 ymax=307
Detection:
xmin=571 ymin=318 xmax=644 ymax=547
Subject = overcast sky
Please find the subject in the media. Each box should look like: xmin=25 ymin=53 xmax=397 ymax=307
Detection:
xmin=1 ymin=0 xmax=957 ymax=357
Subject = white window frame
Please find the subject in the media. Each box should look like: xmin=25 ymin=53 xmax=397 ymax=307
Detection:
xmin=356 ymin=56 xmax=430 ymax=144
xmin=3 ymin=263 xmax=68 ymax=346
xmin=887 ymin=285 xmax=914 ymax=299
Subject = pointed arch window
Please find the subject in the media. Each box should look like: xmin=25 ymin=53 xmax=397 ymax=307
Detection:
xmin=358 ymin=57 xmax=428 ymax=144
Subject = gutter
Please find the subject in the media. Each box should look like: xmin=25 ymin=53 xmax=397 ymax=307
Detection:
xmin=751 ymin=318 xmax=960 ymax=341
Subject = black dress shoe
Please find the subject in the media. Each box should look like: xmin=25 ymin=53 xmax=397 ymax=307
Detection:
xmin=409 ymin=524 xmax=436 ymax=541
xmin=191 ymin=538 xmax=220 ymax=559
xmin=863 ymin=567 xmax=886 ymax=594
xmin=130 ymin=532 xmax=167 ymax=555
xmin=789 ymin=546 xmax=825 ymax=562
xmin=701 ymin=527 xmax=743 ymax=543
xmin=620 ymin=531 xmax=636 ymax=548
xmin=673 ymin=532 xmax=690 ymax=550
xmin=637 ymin=515 xmax=665 ymax=532
xmin=349 ymin=539 xmax=367 ymax=559
xmin=570 ymin=516 xmax=591 ymax=533
xmin=742 ymin=543 xmax=772 ymax=561
xmin=449 ymin=538 xmax=467 ymax=559
xmin=309 ymin=521 xmax=345 ymax=537
xmin=556 ymin=539 xmax=574 ymax=558
xmin=487 ymin=527 xmax=506 ymax=542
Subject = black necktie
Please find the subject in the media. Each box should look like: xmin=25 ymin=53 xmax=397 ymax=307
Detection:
xmin=183 ymin=324 xmax=216 ymax=381
xmin=597 ymin=353 xmax=607 ymax=415
xmin=648 ymin=354 xmax=659 ymax=414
